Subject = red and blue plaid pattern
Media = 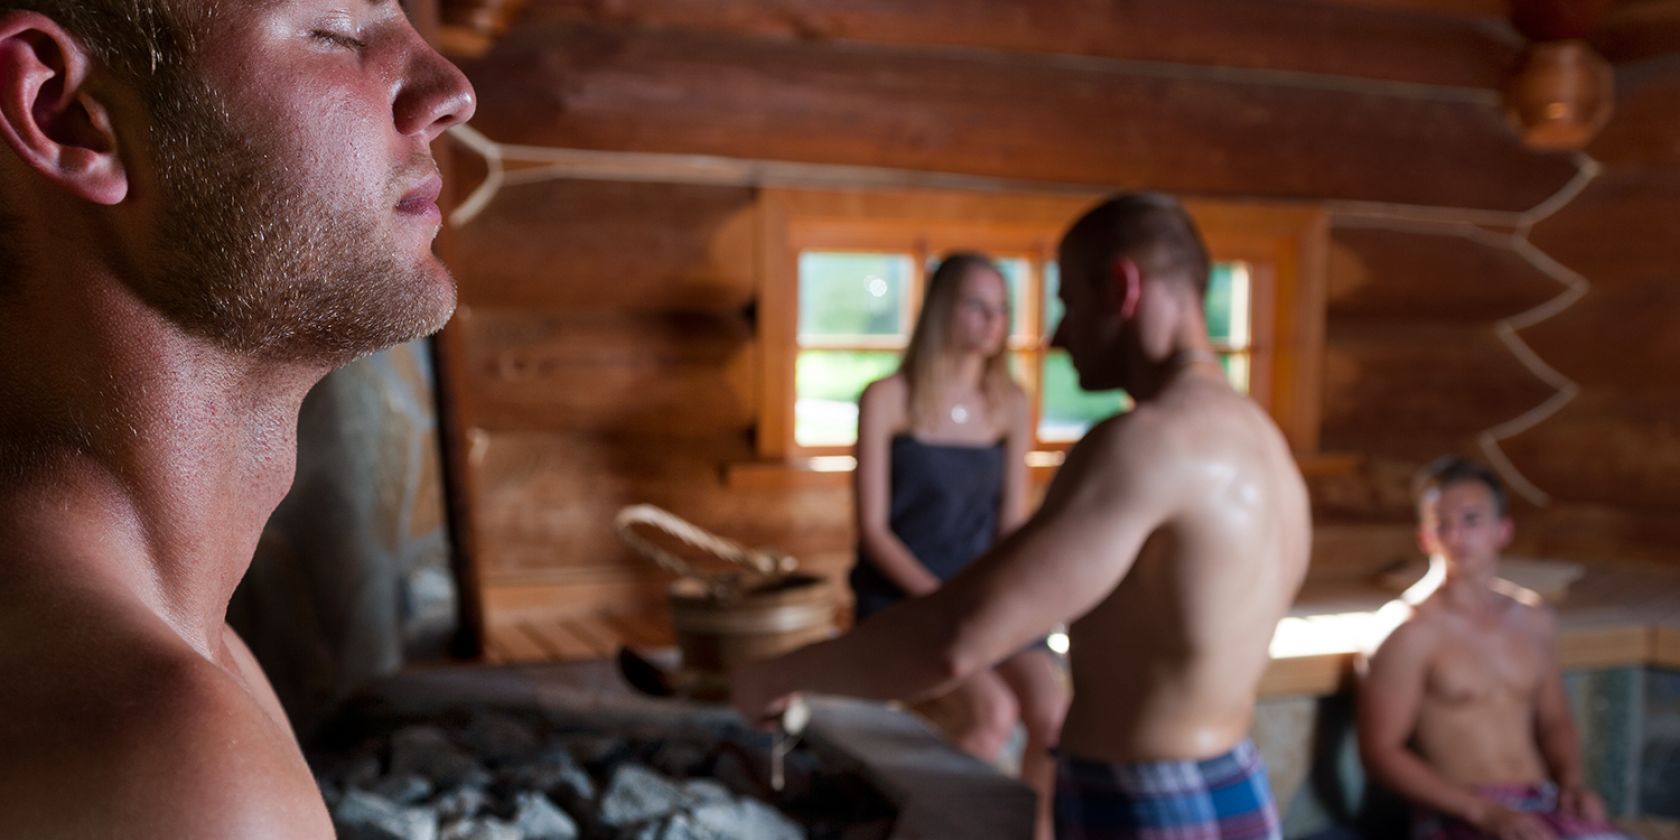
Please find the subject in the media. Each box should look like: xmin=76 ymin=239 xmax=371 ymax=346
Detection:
xmin=1053 ymin=739 xmax=1281 ymax=839
xmin=1412 ymin=782 xmax=1631 ymax=840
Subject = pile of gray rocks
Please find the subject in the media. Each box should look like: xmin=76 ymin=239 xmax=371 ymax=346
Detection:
xmin=312 ymin=712 xmax=809 ymax=840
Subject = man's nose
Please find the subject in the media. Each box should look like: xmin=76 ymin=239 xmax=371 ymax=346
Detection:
xmin=395 ymin=40 xmax=478 ymax=142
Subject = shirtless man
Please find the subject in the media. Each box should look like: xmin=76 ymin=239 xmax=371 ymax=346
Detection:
xmin=734 ymin=193 xmax=1312 ymax=839
xmin=1358 ymin=458 xmax=1629 ymax=840
xmin=0 ymin=2 xmax=473 ymax=836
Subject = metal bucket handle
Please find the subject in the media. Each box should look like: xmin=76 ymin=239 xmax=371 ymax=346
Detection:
xmin=614 ymin=504 xmax=797 ymax=598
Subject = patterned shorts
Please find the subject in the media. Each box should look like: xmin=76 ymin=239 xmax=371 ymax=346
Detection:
xmin=1412 ymin=782 xmax=1632 ymax=840
xmin=1053 ymin=739 xmax=1281 ymax=839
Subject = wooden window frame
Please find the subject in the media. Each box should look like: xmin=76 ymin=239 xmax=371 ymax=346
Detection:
xmin=755 ymin=187 xmax=1327 ymax=465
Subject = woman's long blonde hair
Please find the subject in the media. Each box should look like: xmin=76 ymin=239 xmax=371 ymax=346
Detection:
xmin=899 ymin=252 xmax=1016 ymax=433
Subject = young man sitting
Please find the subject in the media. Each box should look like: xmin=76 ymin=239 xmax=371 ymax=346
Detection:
xmin=1357 ymin=457 xmax=1630 ymax=840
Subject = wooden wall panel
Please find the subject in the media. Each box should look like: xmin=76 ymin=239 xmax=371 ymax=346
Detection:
xmin=1592 ymin=0 xmax=1680 ymax=64
xmin=454 ymin=307 xmax=756 ymax=436
xmin=1516 ymin=503 xmax=1680 ymax=566
xmin=1518 ymin=284 xmax=1680 ymax=393
xmin=1319 ymin=325 xmax=1557 ymax=455
xmin=1528 ymin=169 xmax=1680 ymax=284
xmin=519 ymin=0 xmax=1520 ymax=89
xmin=1327 ymin=227 xmax=1562 ymax=322
xmin=1499 ymin=393 xmax=1680 ymax=509
xmin=452 ymin=179 xmax=757 ymax=312
xmin=1585 ymin=61 xmax=1680 ymax=168
xmin=473 ymin=432 xmax=852 ymax=579
xmin=460 ymin=23 xmax=1575 ymax=210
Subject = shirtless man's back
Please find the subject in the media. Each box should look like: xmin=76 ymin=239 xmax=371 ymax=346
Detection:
xmin=0 ymin=1 xmax=474 ymax=834
xmin=1359 ymin=459 xmax=1628 ymax=840
xmin=735 ymin=193 xmax=1311 ymax=839
xmin=1061 ymin=374 xmax=1309 ymax=763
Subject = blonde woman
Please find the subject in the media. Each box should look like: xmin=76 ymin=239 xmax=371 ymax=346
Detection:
xmin=850 ymin=252 xmax=1068 ymax=839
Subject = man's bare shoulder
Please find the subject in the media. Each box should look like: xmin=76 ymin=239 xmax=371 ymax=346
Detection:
xmin=1491 ymin=582 xmax=1557 ymax=636
xmin=0 ymin=641 xmax=330 ymax=839
xmin=1074 ymin=405 xmax=1176 ymax=466
xmin=1365 ymin=599 xmax=1447 ymax=666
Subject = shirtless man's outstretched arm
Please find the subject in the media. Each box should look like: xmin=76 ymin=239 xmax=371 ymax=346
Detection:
xmin=0 ymin=2 xmax=475 ymax=835
xmin=734 ymin=412 xmax=1166 ymax=717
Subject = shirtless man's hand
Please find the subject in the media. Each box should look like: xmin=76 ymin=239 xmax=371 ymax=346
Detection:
xmin=1477 ymin=807 xmax=1559 ymax=840
xmin=0 ymin=1 xmax=474 ymax=834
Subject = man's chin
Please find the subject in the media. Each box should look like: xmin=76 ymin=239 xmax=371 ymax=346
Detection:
xmin=280 ymin=271 xmax=458 ymax=368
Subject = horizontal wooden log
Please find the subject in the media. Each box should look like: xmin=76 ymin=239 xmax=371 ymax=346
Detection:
xmin=460 ymin=22 xmax=1575 ymax=210
xmin=1529 ymin=168 xmax=1680 ymax=283
xmin=470 ymin=431 xmax=854 ymax=577
xmin=1512 ymin=500 xmax=1680 ymax=567
xmin=450 ymin=179 xmax=757 ymax=312
xmin=1523 ymin=168 xmax=1680 ymax=392
xmin=516 ymin=0 xmax=1519 ymax=89
xmin=1585 ymin=59 xmax=1680 ymax=168
xmin=1498 ymin=392 xmax=1680 ymax=510
xmin=1306 ymin=453 xmax=1431 ymax=520
xmin=1309 ymin=521 xmax=1420 ymax=578
xmin=1327 ymin=226 xmax=1562 ymax=321
xmin=1591 ymin=0 xmax=1680 ymax=64
xmin=1319 ymin=324 xmax=1558 ymax=455
xmin=1519 ymin=283 xmax=1680 ymax=393
xmin=454 ymin=307 xmax=756 ymax=436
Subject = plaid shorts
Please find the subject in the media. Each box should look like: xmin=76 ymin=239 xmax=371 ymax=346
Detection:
xmin=1053 ymin=739 xmax=1281 ymax=839
xmin=1412 ymin=782 xmax=1631 ymax=840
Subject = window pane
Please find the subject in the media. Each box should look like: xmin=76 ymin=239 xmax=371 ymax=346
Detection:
xmin=1220 ymin=352 xmax=1251 ymax=394
xmin=795 ymin=349 xmax=901 ymax=447
xmin=1042 ymin=261 xmax=1062 ymax=340
xmin=1205 ymin=262 xmax=1251 ymax=347
xmin=1038 ymin=351 xmax=1130 ymax=442
xmin=996 ymin=257 xmax=1030 ymax=339
xmin=798 ymin=252 xmax=913 ymax=341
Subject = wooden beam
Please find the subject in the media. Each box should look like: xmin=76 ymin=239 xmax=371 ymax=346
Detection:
xmin=520 ymin=0 xmax=1520 ymax=89
xmin=1591 ymin=0 xmax=1680 ymax=63
xmin=452 ymin=178 xmax=757 ymax=312
xmin=1586 ymin=60 xmax=1680 ymax=168
xmin=453 ymin=307 xmax=757 ymax=436
xmin=1499 ymin=392 xmax=1680 ymax=510
xmin=1320 ymin=324 xmax=1558 ymax=454
xmin=1328 ymin=226 xmax=1565 ymax=322
xmin=460 ymin=22 xmax=1576 ymax=212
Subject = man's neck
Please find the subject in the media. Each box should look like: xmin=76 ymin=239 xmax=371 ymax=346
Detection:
xmin=1135 ymin=345 xmax=1227 ymax=401
xmin=1429 ymin=554 xmax=1502 ymax=614
xmin=0 ymin=270 xmax=326 ymax=659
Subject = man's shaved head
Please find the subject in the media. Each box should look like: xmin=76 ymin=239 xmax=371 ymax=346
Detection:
xmin=1061 ymin=192 xmax=1211 ymax=298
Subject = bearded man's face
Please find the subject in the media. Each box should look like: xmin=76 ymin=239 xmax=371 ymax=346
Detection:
xmin=129 ymin=3 xmax=473 ymax=366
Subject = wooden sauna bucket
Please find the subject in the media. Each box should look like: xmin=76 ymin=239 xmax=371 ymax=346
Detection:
xmin=616 ymin=505 xmax=837 ymax=700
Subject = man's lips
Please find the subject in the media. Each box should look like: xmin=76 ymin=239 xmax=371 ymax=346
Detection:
xmin=396 ymin=174 xmax=443 ymax=217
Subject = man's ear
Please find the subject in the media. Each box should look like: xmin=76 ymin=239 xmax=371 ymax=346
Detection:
xmin=1108 ymin=257 xmax=1142 ymax=320
xmin=0 ymin=12 xmax=128 ymax=206
xmin=1496 ymin=517 xmax=1514 ymax=551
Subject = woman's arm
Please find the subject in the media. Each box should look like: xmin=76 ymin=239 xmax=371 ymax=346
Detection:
xmin=997 ymin=385 xmax=1032 ymax=537
xmin=854 ymin=377 xmax=941 ymax=597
